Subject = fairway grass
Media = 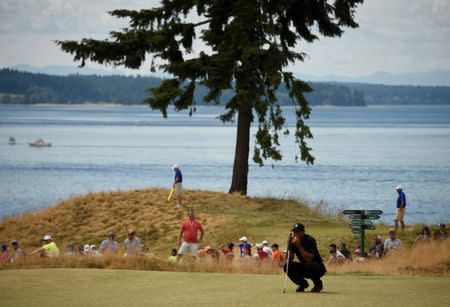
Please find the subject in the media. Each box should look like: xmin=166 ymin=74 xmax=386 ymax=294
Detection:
xmin=0 ymin=269 xmax=448 ymax=306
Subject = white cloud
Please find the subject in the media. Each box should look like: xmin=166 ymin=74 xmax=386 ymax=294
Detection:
xmin=0 ymin=0 xmax=449 ymax=76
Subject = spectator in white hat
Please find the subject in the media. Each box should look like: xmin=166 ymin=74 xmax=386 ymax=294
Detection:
xmin=171 ymin=164 xmax=183 ymax=208
xmin=238 ymin=236 xmax=252 ymax=257
xmin=261 ymin=240 xmax=273 ymax=257
xmin=394 ymin=185 xmax=406 ymax=232
xmin=30 ymin=235 xmax=60 ymax=257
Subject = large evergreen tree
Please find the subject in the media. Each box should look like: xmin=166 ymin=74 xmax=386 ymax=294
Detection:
xmin=57 ymin=0 xmax=363 ymax=195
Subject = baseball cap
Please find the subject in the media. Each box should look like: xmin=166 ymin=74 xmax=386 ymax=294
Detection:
xmin=255 ymin=243 xmax=263 ymax=249
xmin=440 ymin=223 xmax=446 ymax=228
xmin=107 ymin=231 xmax=115 ymax=237
xmin=271 ymin=243 xmax=279 ymax=248
xmin=291 ymin=223 xmax=305 ymax=232
xmin=239 ymin=236 xmax=248 ymax=242
xmin=11 ymin=239 xmax=18 ymax=244
xmin=43 ymin=235 xmax=52 ymax=241
xmin=128 ymin=229 xmax=135 ymax=235
xmin=262 ymin=240 xmax=269 ymax=245
xmin=171 ymin=164 xmax=179 ymax=170
xmin=388 ymin=228 xmax=396 ymax=233
xmin=395 ymin=185 xmax=403 ymax=190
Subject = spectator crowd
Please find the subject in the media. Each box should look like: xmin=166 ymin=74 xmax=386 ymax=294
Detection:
xmin=1 ymin=209 xmax=448 ymax=268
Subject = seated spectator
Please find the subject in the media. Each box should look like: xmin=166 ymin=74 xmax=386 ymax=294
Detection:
xmin=168 ymin=248 xmax=178 ymax=263
xmin=90 ymin=245 xmax=102 ymax=257
xmin=261 ymin=240 xmax=273 ymax=257
xmin=271 ymin=243 xmax=285 ymax=266
xmin=141 ymin=245 xmax=151 ymax=256
xmin=327 ymin=243 xmax=346 ymax=266
xmin=219 ymin=242 xmax=235 ymax=262
xmin=64 ymin=243 xmax=76 ymax=257
xmin=384 ymin=229 xmax=402 ymax=256
xmin=124 ymin=229 xmax=142 ymax=256
xmin=1 ymin=244 xmax=10 ymax=263
xmin=255 ymin=243 xmax=269 ymax=261
xmin=352 ymin=246 xmax=366 ymax=262
xmin=204 ymin=246 xmax=220 ymax=262
xmin=30 ymin=235 xmax=60 ymax=257
xmin=434 ymin=224 xmax=448 ymax=240
xmin=416 ymin=226 xmax=432 ymax=243
xmin=83 ymin=244 xmax=91 ymax=255
xmin=339 ymin=242 xmax=351 ymax=260
xmin=369 ymin=235 xmax=384 ymax=259
xmin=241 ymin=248 xmax=253 ymax=262
xmin=10 ymin=240 xmax=24 ymax=262
xmin=238 ymin=236 xmax=252 ymax=257
xmin=99 ymin=231 xmax=119 ymax=254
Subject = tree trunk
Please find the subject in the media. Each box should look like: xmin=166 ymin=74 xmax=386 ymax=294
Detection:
xmin=229 ymin=106 xmax=252 ymax=195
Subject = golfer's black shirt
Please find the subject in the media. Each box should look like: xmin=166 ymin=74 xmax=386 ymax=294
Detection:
xmin=290 ymin=234 xmax=323 ymax=264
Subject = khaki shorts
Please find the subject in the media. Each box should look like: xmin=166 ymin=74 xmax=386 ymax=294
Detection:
xmin=394 ymin=208 xmax=405 ymax=222
xmin=174 ymin=182 xmax=183 ymax=197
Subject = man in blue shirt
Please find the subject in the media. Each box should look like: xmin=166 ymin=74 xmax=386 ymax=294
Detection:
xmin=394 ymin=185 xmax=406 ymax=232
xmin=172 ymin=164 xmax=183 ymax=208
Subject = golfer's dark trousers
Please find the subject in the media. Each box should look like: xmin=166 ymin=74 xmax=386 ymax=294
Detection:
xmin=283 ymin=261 xmax=326 ymax=286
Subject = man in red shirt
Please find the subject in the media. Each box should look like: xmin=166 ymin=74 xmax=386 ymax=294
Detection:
xmin=177 ymin=208 xmax=204 ymax=261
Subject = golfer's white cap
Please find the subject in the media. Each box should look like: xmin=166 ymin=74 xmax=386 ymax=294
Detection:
xmin=84 ymin=244 xmax=90 ymax=251
xmin=171 ymin=164 xmax=179 ymax=170
xmin=255 ymin=243 xmax=263 ymax=249
xmin=262 ymin=240 xmax=269 ymax=245
xmin=239 ymin=236 xmax=248 ymax=242
xmin=43 ymin=235 xmax=52 ymax=241
xmin=395 ymin=185 xmax=403 ymax=190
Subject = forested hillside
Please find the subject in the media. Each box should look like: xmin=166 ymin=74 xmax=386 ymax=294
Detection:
xmin=345 ymin=83 xmax=450 ymax=105
xmin=0 ymin=69 xmax=365 ymax=106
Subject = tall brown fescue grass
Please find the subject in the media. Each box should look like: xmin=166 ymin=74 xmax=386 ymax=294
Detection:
xmin=327 ymin=240 xmax=450 ymax=277
xmin=0 ymin=254 xmax=282 ymax=275
xmin=2 ymin=240 xmax=448 ymax=277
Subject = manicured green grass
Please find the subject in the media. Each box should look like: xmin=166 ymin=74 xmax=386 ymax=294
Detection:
xmin=0 ymin=269 xmax=448 ymax=306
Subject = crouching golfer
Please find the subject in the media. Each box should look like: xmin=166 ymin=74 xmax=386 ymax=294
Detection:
xmin=177 ymin=208 xmax=204 ymax=261
xmin=284 ymin=223 xmax=326 ymax=293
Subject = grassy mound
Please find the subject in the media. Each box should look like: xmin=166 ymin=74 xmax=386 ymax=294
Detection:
xmin=0 ymin=188 xmax=333 ymax=254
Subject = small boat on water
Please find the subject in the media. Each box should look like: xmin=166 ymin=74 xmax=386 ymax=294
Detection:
xmin=8 ymin=137 xmax=16 ymax=145
xmin=29 ymin=138 xmax=51 ymax=147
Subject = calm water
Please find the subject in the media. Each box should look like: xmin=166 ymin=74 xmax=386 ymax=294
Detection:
xmin=1 ymin=104 xmax=449 ymax=224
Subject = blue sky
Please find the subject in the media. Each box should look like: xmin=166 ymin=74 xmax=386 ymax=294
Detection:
xmin=0 ymin=0 xmax=449 ymax=77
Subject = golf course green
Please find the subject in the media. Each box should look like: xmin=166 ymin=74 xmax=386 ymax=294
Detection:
xmin=0 ymin=269 xmax=448 ymax=306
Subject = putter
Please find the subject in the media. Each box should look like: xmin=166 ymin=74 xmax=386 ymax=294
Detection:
xmin=282 ymin=249 xmax=290 ymax=294
xmin=167 ymin=188 xmax=174 ymax=201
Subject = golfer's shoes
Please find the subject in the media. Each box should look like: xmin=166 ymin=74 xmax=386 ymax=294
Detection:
xmin=296 ymin=280 xmax=309 ymax=292
xmin=310 ymin=280 xmax=323 ymax=293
